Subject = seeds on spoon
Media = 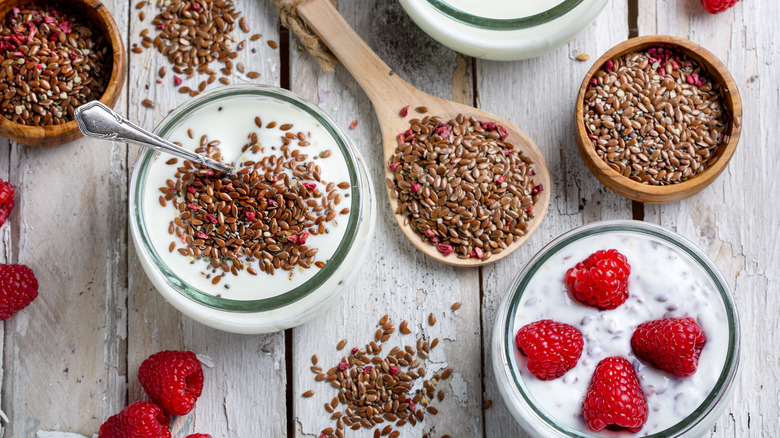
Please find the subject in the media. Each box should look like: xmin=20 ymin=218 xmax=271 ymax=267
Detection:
xmin=388 ymin=113 xmax=543 ymax=260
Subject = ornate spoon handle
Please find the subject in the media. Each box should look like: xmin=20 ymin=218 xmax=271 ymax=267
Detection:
xmin=75 ymin=101 xmax=233 ymax=175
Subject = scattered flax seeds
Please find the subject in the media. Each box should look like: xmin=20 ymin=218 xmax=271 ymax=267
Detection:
xmin=133 ymin=0 xmax=268 ymax=107
xmin=308 ymin=314 xmax=454 ymax=438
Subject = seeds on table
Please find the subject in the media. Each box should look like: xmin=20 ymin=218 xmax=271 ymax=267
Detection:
xmin=388 ymin=113 xmax=543 ymax=260
xmin=583 ymin=47 xmax=729 ymax=185
xmin=307 ymin=314 xmax=454 ymax=438
xmin=0 ymin=3 xmax=112 ymax=126
xmin=133 ymin=0 xmax=267 ymax=105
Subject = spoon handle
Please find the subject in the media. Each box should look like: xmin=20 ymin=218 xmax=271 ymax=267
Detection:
xmin=74 ymin=101 xmax=233 ymax=175
xmin=296 ymin=0 xmax=417 ymax=114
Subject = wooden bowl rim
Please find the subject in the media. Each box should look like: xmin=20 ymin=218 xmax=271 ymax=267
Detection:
xmin=0 ymin=0 xmax=126 ymax=146
xmin=574 ymin=34 xmax=742 ymax=201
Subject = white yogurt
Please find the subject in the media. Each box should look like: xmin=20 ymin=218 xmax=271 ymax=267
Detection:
xmin=510 ymin=232 xmax=729 ymax=436
xmin=142 ymin=97 xmax=352 ymax=300
xmin=442 ymin=0 xmax=569 ymax=20
xmin=130 ymin=86 xmax=376 ymax=333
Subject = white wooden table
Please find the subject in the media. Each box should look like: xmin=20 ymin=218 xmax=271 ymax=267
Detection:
xmin=0 ymin=1 xmax=777 ymax=437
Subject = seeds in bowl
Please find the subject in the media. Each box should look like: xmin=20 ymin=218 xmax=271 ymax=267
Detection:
xmin=583 ymin=47 xmax=729 ymax=185
xmin=307 ymin=314 xmax=454 ymax=438
xmin=387 ymin=113 xmax=543 ymax=261
xmin=0 ymin=2 xmax=112 ymax=126
xmin=143 ymin=97 xmax=356 ymax=299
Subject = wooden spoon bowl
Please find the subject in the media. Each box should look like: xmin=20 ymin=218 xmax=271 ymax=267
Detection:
xmin=297 ymin=0 xmax=550 ymax=266
xmin=0 ymin=0 xmax=126 ymax=146
xmin=575 ymin=35 xmax=742 ymax=204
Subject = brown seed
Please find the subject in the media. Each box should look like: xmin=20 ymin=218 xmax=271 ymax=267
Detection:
xmin=441 ymin=368 xmax=452 ymax=380
xmin=415 ymin=106 xmax=428 ymax=113
xmin=142 ymin=99 xmax=155 ymax=109
xmin=303 ymin=390 xmax=315 ymax=397
xmin=312 ymin=354 xmax=318 ymax=365
xmin=483 ymin=400 xmax=493 ymax=410
xmin=576 ymin=53 xmax=591 ymax=61
xmin=337 ymin=338 xmax=348 ymax=350
xmin=428 ymin=313 xmax=436 ymax=326
xmin=451 ymin=302 xmax=462 ymax=311
xmin=267 ymin=40 xmax=278 ymax=49
xmin=247 ymin=71 xmax=261 ymax=79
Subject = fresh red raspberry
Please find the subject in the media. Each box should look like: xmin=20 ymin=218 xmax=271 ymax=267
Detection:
xmin=701 ymin=0 xmax=739 ymax=14
xmin=99 ymin=401 xmax=171 ymax=438
xmin=185 ymin=435 xmax=213 ymax=438
xmin=564 ymin=249 xmax=631 ymax=310
xmin=515 ymin=320 xmax=584 ymax=380
xmin=0 ymin=178 xmax=15 ymax=227
xmin=583 ymin=357 xmax=648 ymax=432
xmin=631 ymin=317 xmax=706 ymax=376
xmin=138 ymin=350 xmax=204 ymax=416
xmin=0 ymin=264 xmax=38 ymax=320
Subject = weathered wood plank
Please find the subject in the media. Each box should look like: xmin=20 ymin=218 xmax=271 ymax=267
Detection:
xmin=124 ymin=1 xmax=287 ymax=436
xmin=639 ymin=1 xmax=780 ymax=437
xmin=477 ymin=1 xmax=632 ymax=436
xmin=291 ymin=2 xmax=483 ymax=437
xmin=0 ymin=0 xmax=129 ymax=434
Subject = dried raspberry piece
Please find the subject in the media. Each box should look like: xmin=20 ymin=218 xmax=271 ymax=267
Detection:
xmin=515 ymin=320 xmax=583 ymax=380
xmin=564 ymin=249 xmax=631 ymax=310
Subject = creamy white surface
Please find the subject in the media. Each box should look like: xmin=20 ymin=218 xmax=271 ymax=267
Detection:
xmin=442 ymin=0 xmax=568 ymax=19
xmin=511 ymin=232 xmax=729 ymax=436
xmin=142 ymin=96 xmax=353 ymax=301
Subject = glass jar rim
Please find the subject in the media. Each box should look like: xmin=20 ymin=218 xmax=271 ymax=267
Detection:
xmin=498 ymin=220 xmax=740 ymax=437
xmin=129 ymin=84 xmax=366 ymax=313
xmin=422 ymin=0 xmax=584 ymax=30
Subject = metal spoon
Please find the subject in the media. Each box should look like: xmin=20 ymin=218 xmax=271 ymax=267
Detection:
xmin=74 ymin=101 xmax=233 ymax=175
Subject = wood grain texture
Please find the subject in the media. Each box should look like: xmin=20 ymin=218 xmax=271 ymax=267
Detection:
xmin=296 ymin=0 xmax=551 ymax=267
xmin=639 ymin=1 xmax=779 ymax=436
xmin=477 ymin=1 xmax=632 ymax=436
xmin=0 ymin=0 xmax=129 ymax=434
xmin=291 ymin=1 xmax=483 ymax=436
xmin=123 ymin=0 xmax=288 ymax=436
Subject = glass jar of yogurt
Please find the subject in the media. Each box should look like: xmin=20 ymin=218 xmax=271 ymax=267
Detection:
xmin=129 ymin=84 xmax=376 ymax=334
xmin=492 ymin=220 xmax=740 ymax=437
xmin=399 ymin=0 xmax=608 ymax=60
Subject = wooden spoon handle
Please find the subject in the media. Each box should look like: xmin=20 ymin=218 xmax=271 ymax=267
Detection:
xmin=296 ymin=0 xmax=416 ymax=115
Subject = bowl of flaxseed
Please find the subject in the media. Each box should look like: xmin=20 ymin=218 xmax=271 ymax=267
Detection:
xmin=575 ymin=35 xmax=742 ymax=203
xmin=0 ymin=0 xmax=126 ymax=146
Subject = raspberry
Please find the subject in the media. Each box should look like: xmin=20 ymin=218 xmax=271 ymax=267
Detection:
xmin=515 ymin=320 xmax=583 ymax=380
xmin=583 ymin=357 xmax=648 ymax=432
xmin=564 ymin=249 xmax=631 ymax=310
xmin=98 ymin=401 xmax=171 ymax=438
xmin=185 ymin=435 xmax=213 ymax=438
xmin=138 ymin=350 xmax=204 ymax=415
xmin=631 ymin=317 xmax=706 ymax=376
xmin=700 ymin=0 xmax=739 ymax=14
xmin=0 ymin=178 xmax=15 ymax=227
xmin=0 ymin=264 xmax=38 ymax=320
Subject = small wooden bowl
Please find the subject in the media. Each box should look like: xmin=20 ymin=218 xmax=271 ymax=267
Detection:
xmin=575 ymin=35 xmax=742 ymax=204
xmin=0 ymin=0 xmax=126 ymax=146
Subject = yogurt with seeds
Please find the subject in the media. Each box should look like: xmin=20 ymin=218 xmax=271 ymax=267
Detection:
xmin=492 ymin=223 xmax=739 ymax=437
xmin=130 ymin=86 xmax=376 ymax=333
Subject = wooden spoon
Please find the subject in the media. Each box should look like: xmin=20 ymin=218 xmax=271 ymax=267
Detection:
xmin=297 ymin=0 xmax=550 ymax=266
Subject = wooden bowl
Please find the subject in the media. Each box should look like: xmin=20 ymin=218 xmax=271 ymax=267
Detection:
xmin=575 ymin=35 xmax=742 ymax=204
xmin=0 ymin=0 xmax=126 ymax=146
